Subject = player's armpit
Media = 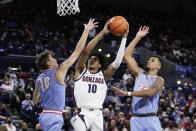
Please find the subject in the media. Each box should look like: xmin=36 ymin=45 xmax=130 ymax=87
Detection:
xmin=55 ymin=61 xmax=69 ymax=83
xmin=124 ymin=56 xmax=143 ymax=77
xmin=74 ymin=51 xmax=89 ymax=79
xmin=151 ymin=77 xmax=164 ymax=94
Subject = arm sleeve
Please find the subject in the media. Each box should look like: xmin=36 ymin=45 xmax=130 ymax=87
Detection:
xmin=112 ymin=38 xmax=127 ymax=69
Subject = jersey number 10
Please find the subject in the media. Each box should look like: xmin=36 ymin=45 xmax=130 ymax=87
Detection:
xmin=40 ymin=77 xmax=50 ymax=92
xmin=88 ymin=84 xmax=97 ymax=93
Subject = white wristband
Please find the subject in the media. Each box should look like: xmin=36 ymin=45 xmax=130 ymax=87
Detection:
xmin=127 ymin=92 xmax=132 ymax=96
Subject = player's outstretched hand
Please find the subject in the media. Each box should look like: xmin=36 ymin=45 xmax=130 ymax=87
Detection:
xmin=122 ymin=23 xmax=129 ymax=38
xmin=84 ymin=18 xmax=99 ymax=31
xmin=102 ymin=18 xmax=113 ymax=34
xmin=136 ymin=26 xmax=149 ymax=39
xmin=110 ymin=86 xmax=127 ymax=97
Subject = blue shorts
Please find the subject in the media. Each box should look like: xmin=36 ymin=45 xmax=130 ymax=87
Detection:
xmin=39 ymin=113 xmax=63 ymax=131
xmin=130 ymin=116 xmax=162 ymax=131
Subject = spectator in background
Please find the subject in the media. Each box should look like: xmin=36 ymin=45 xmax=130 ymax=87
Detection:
xmin=4 ymin=117 xmax=16 ymax=131
xmin=15 ymin=75 xmax=25 ymax=89
xmin=103 ymin=108 xmax=111 ymax=124
xmin=0 ymin=115 xmax=8 ymax=123
xmin=35 ymin=123 xmax=42 ymax=131
xmin=177 ymin=122 xmax=186 ymax=131
xmin=121 ymin=97 xmax=131 ymax=116
xmin=21 ymin=93 xmax=34 ymax=124
xmin=6 ymin=67 xmax=17 ymax=82
xmin=115 ymin=112 xmax=125 ymax=130
xmin=164 ymin=120 xmax=175 ymax=131
xmin=0 ymin=89 xmax=9 ymax=104
xmin=172 ymin=106 xmax=181 ymax=126
xmin=174 ymin=87 xmax=183 ymax=100
xmin=177 ymin=94 xmax=186 ymax=110
xmin=0 ymin=75 xmax=14 ymax=92
xmin=0 ymin=103 xmax=10 ymax=118
xmin=122 ymin=69 xmax=133 ymax=85
xmin=24 ymin=84 xmax=34 ymax=95
xmin=192 ymin=119 xmax=196 ymax=130
xmin=62 ymin=106 xmax=72 ymax=130
xmin=0 ymin=124 xmax=8 ymax=131
xmin=125 ymin=78 xmax=133 ymax=92
xmin=11 ymin=85 xmax=25 ymax=114
xmin=108 ymin=104 xmax=115 ymax=117
xmin=114 ymin=102 xmax=122 ymax=115
xmin=107 ymin=119 xmax=119 ymax=131
xmin=27 ymin=68 xmax=37 ymax=81
xmin=182 ymin=116 xmax=193 ymax=130
xmin=19 ymin=122 xmax=28 ymax=131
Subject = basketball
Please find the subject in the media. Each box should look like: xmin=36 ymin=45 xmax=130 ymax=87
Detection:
xmin=108 ymin=16 xmax=129 ymax=36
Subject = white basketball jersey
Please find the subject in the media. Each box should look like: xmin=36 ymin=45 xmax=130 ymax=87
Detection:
xmin=74 ymin=69 xmax=107 ymax=109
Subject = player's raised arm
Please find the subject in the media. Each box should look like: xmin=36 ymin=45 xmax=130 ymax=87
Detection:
xmin=56 ymin=19 xmax=98 ymax=83
xmin=74 ymin=19 xmax=111 ymax=79
xmin=124 ymin=26 xmax=149 ymax=77
xmin=104 ymin=26 xmax=129 ymax=81
xmin=111 ymin=76 xmax=164 ymax=97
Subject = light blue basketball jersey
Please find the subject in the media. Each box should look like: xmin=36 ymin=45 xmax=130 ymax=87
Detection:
xmin=36 ymin=67 xmax=66 ymax=111
xmin=132 ymin=72 xmax=160 ymax=114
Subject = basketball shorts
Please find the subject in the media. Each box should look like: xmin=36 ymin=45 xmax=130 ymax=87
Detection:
xmin=70 ymin=108 xmax=105 ymax=131
xmin=130 ymin=116 xmax=162 ymax=131
xmin=39 ymin=112 xmax=63 ymax=131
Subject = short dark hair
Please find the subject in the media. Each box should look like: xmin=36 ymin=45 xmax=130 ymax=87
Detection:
xmin=88 ymin=52 xmax=107 ymax=71
xmin=35 ymin=51 xmax=53 ymax=70
xmin=152 ymin=56 xmax=163 ymax=71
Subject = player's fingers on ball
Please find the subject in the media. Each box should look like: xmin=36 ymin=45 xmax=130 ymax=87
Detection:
xmin=108 ymin=18 xmax=113 ymax=24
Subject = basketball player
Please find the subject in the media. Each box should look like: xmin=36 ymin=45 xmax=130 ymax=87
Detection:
xmin=32 ymin=19 xmax=98 ymax=131
xmin=111 ymin=26 xmax=164 ymax=131
xmin=70 ymin=19 xmax=129 ymax=131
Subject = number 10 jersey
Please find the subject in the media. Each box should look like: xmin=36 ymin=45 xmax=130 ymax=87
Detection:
xmin=74 ymin=69 xmax=107 ymax=109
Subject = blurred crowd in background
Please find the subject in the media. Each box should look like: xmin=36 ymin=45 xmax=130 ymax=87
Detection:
xmin=0 ymin=0 xmax=196 ymax=130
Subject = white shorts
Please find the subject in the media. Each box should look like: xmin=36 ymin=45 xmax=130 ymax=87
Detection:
xmin=70 ymin=108 xmax=105 ymax=131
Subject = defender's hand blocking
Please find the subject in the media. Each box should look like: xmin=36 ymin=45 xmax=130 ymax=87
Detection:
xmin=122 ymin=23 xmax=129 ymax=38
xmin=102 ymin=18 xmax=113 ymax=34
xmin=84 ymin=19 xmax=99 ymax=31
xmin=110 ymin=86 xmax=128 ymax=97
xmin=136 ymin=26 xmax=149 ymax=39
